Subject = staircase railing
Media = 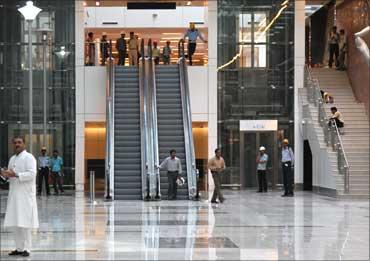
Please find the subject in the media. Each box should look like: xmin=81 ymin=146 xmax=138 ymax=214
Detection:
xmin=178 ymin=39 xmax=198 ymax=199
xmin=105 ymin=40 xmax=114 ymax=200
xmin=304 ymin=65 xmax=350 ymax=193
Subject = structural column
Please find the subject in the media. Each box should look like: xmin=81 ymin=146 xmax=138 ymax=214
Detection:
xmin=294 ymin=0 xmax=305 ymax=186
xmin=75 ymin=1 xmax=86 ymax=192
xmin=207 ymin=1 xmax=218 ymax=189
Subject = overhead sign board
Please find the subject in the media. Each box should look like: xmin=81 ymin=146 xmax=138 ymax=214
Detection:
xmin=240 ymin=120 xmax=278 ymax=132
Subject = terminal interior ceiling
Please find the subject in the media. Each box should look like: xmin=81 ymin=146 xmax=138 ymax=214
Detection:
xmin=82 ymin=0 xmax=208 ymax=7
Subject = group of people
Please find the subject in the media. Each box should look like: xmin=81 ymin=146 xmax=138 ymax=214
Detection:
xmin=328 ymin=26 xmax=347 ymax=70
xmin=85 ymin=23 xmax=207 ymax=67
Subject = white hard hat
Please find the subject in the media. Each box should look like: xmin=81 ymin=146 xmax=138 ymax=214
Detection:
xmin=176 ymin=177 xmax=185 ymax=187
xmin=259 ymin=146 xmax=266 ymax=151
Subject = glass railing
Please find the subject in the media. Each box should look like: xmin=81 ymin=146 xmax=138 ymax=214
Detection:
xmin=304 ymin=65 xmax=350 ymax=193
xmin=178 ymin=40 xmax=198 ymax=199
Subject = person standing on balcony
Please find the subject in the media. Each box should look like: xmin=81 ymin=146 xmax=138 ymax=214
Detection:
xmin=37 ymin=147 xmax=50 ymax=196
xmin=183 ymin=23 xmax=207 ymax=65
xmin=328 ymin=26 xmax=340 ymax=68
xmin=162 ymin=41 xmax=172 ymax=65
xmin=100 ymin=32 xmax=109 ymax=66
xmin=159 ymin=149 xmax=182 ymax=200
xmin=128 ymin=32 xmax=139 ymax=66
xmin=116 ymin=31 xmax=127 ymax=66
xmin=85 ymin=32 xmax=95 ymax=66
xmin=152 ymin=41 xmax=160 ymax=65
xmin=208 ymin=148 xmax=226 ymax=204
xmin=281 ymin=139 xmax=294 ymax=197
xmin=1 ymin=136 xmax=38 ymax=257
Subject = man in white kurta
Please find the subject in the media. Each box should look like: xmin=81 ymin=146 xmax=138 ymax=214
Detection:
xmin=1 ymin=137 xmax=38 ymax=257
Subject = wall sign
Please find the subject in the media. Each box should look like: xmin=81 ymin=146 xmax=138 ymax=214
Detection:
xmin=240 ymin=120 xmax=278 ymax=132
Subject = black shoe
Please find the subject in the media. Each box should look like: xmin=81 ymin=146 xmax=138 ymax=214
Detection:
xmin=211 ymin=200 xmax=218 ymax=204
xmin=219 ymin=198 xmax=225 ymax=203
xmin=281 ymin=194 xmax=287 ymax=197
xmin=287 ymin=193 xmax=294 ymax=197
xmin=257 ymin=190 xmax=263 ymax=193
xmin=21 ymin=251 xmax=30 ymax=257
xmin=8 ymin=250 xmax=22 ymax=256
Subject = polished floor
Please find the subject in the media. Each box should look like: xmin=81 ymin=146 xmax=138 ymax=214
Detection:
xmin=0 ymin=190 xmax=369 ymax=260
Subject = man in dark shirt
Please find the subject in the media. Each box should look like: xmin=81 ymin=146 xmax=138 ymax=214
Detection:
xmin=116 ymin=32 xmax=127 ymax=66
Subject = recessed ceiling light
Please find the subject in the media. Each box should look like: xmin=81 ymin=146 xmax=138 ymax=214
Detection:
xmin=83 ymin=1 xmax=87 ymax=6
xmin=187 ymin=1 xmax=192 ymax=6
xmin=95 ymin=1 xmax=100 ymax=6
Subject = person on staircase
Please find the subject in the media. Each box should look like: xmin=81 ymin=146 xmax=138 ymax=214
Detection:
xmin=337 ymin=29 xmax=347 ymax=71
xmin=128 ymin=32 xmax=139 ymax=66
xmin=328 ymin=107 xmax=344 ymax=129
xmin=100 ymin=32 xmax=109 ymax=66
xmin=328 ymin=26 xmax=340 ymax=68
xmin=159 ymin=149 xmax=182 ymax=200
xmin=162 ymin=41 xmax=172 ymax=65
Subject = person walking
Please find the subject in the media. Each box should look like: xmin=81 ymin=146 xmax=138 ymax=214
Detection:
xmin=37 ymin=147 xmax=50 ymax=196
xmin=85 ymin=32 xmax=95 ymax=66
xmin=162 ymin=41 xmax=172 ymax=65
xmin=50 ymin=150 xmax=64 ymax=195
xmin=152 ymin=41 xmax=160 ymax=65
xmin=128 ymin=32 xmax=139 ymax=66
xmin=183 ymin=23 xmax=207 ymax=65
xmin=337 ymin=29 xmax=347 ymax=70
xmin=328 ymin=26 xmax=340 ymax=68
xmin=1 ymin=136 xmax=38 ymax=257
xmin=208 ymin=148 xmax=225 ymax=203
xmin=116 ymin=31 xmax=127 ymax=66
xmin=256 ymin=146 xmax=268 ymax=193
xmin=281 ymin=139 xmax=294 ymax=197
xmin=159 ymin=149 xmax=182 ymax=200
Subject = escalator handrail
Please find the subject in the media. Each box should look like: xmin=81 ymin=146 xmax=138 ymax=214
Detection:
xmin=139 ymin=38 xmax=150 ymax=200
xmin=178 ymin=54 xmax=197 ymax=199
xmin=105 ymin=40 xmax=114 ymax=199
xmin=147 ymin=39 xmax=161 ymax=199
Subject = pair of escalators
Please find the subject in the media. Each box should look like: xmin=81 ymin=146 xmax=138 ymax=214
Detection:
xmin=108 ymin=40 xmax=197 ymax=200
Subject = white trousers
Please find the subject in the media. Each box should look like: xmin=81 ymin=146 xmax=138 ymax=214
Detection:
xmin=13 ymin=227 xmax=32 ymax=252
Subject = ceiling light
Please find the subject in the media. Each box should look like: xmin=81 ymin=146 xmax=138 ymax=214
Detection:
xmin=83 ymin=1 xmax=87 ymax=7
xmin=187 ymin=1 xmax=192 ymax=6
xmin=95 ymin=1 xmax=100 ymax=6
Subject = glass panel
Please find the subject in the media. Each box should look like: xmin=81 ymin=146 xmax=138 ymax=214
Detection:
xmin=218 ymin=0 xmax=295 ymax=186
xmin=0 ymin=1 xmax=76 ymax=187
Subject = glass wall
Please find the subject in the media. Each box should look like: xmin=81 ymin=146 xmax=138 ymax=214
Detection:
xmin=0 ymin=0 xmax=75 ymax=186
xmin=217 ymin=0 xmax=294 ymax=186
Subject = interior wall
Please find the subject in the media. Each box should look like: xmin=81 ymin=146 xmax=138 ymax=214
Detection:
xmin=336 ymin=0 xmax=370 ymax=114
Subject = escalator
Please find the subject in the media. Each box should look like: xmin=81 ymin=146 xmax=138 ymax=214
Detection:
xmin=106 ymin=39 xmax=197 ymax=200
xmin=155 ymin=65 xmax=189 ymax=199
xmin=113 ymin=66 xmax=143 ymax=200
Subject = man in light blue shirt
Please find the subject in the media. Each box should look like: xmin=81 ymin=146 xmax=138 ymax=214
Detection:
xmin=257 ymin=146 xmax=269 ymax=193
xmin=183 ymin=23 xmax=207 ymax=65
xmin=281 ymin=139 xmax=294 ymax=197
xmin=49 ymin=150 xmax=64 ymax=195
